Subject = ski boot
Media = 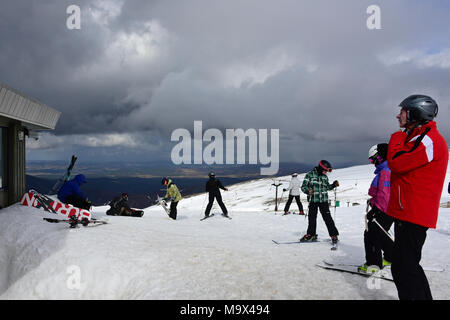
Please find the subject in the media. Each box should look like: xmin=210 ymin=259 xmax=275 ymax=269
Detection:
xmin=298 ymin=210 xmax=305 ymax=215
xmin=81 ymin=218 xmax=90 ymax=227
xmin=331 ymin=235 xmax=339 ymax=245
xmin=382 ymin=258 xmax=391 ymax=268
xmin=299 ymin=234 xmax=318 ymax=242
xmin=69 ymin=215 xmax=79 ymax=228
xmin=358 ymin=263 xmax=380 ymax=274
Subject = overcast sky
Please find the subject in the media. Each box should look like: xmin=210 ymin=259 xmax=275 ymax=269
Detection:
xmin=1 ymin=0 xmax=449 ymax=168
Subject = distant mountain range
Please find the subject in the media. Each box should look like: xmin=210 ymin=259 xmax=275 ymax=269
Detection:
xmin=26 ymin=160 xmax=315 ymax=179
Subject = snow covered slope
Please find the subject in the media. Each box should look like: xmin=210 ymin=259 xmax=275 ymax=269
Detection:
xmin=0 ymin=164 xmax=449 ymax=300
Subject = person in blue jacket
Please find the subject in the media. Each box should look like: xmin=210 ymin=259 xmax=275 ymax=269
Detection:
xmin=57 ymin=174 xmax=91 ymax=210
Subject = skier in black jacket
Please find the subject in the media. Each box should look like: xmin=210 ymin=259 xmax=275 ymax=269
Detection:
xmin=106 ymin=193 xmax=144 ymax=217
xmin=204 ymin=172 xmax=229 ymax=218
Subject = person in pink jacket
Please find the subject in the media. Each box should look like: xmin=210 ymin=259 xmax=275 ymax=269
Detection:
xmin=359 ymin=143 xmax=394 ymax=273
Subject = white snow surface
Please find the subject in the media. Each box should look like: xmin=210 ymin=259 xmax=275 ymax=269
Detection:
xmin=0 ymin=164 xmax=449 ymax=300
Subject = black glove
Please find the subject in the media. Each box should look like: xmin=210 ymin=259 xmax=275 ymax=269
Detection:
xmin=332 ymin=180 xmax=339 ymax=188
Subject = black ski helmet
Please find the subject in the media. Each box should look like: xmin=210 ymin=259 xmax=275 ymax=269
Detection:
xmin=318 ymin=160 xmax=332 ymax=173
xmin=208 ymin=172 xmax=215 ymax=178
xmin=399 ymin=95 xmax=438 ymax=124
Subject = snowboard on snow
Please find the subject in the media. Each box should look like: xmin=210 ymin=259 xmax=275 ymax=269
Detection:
xmin=156 ymin=195 xmax=174 ymax=220
xmin=130 ymin=209 xmax=144 ymax=217
xmin=106 ymin=208 xmax=144 ymax=217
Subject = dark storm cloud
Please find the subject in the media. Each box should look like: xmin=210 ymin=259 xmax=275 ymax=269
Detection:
xmin=2 ymin=0 xmax=449 ymax=165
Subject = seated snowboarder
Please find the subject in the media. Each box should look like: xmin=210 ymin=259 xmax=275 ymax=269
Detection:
xmin=57 ymin=174 xmax=92 ymax=210
xmin=107 ymin=193 xmax=133 ymax=216
xmin=282 ymin=173 xmax=304 ymax=215
xmin=162 ymin=177 xmax=182 ymax=220
xmin=204 ymin=172 xmax=229 ymax=218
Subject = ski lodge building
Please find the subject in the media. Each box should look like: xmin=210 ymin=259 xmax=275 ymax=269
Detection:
xmin=0 ymin=82 xmax=61 ymax=208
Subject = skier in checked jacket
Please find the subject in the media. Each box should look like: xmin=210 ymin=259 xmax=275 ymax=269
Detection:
xmin=300 ymin=160 xmax=339 ymax=244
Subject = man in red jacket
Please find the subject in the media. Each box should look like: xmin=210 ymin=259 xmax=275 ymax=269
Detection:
xmin=387 ymin=95 xmax=448 ymax=300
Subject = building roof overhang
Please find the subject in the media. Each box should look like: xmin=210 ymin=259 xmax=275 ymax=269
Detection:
xmin=0 ymin=82 xmax=61 ymax=130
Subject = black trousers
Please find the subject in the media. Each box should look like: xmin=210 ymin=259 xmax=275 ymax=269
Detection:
xmin=205 ymin=192 xmax=228 ymax=216
xmin=364 ymin=208 xmax=394 ymax=267
xmin=307 ymin=202 xmax=338 ymax=237
xmin=169 ymin=201 xmax=179 ymax=220
xmin=391 ymin=219 xmax=432 ymax=300
xmin=283 ymin=195 xmax=303 ymax=213
xmin=65 ymin=195 xmax=91 ymax=210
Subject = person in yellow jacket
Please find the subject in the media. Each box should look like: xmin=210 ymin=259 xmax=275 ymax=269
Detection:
xmin=162 ymin=177 xmax=182 ymax=220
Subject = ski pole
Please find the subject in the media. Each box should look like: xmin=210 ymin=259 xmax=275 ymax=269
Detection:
xmin=200 ymin=192 xmax=208 ymax=217
xmin=277 ymin=190 xmax=285 ymax=214
xmin=365 ymin=200 xmax=370 ymax=232
xmin=373 ymin=218 xmax=395 ymax=242
xmin=333 ymin=188 xmax=337 ymax=220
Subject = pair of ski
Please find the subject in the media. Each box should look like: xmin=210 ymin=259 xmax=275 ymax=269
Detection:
xmin=49 ymin=155 xmax=77 ymax=195
xmin=317 ymin=260 xmax=445 ymax=281
xmin=43 ymin=217 xmax=108 ymax=228
xmin=272 ymin=238 xmax=338 ymax=250
xmin=318 ymin=261 xmax=394 ymax=281
xmin=279 ymin=211 xmax=305 ymax=216
xmin=29 ymin=190 xmax=59 ymax=214
xmin=200 ymin=213 xmax=232 ymax=221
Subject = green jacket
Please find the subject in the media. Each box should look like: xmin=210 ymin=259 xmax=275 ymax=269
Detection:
xmin=164 ymin=180 xmax=182 ymax=202
xmin=301 ymin=168 xmax=336 ymax=203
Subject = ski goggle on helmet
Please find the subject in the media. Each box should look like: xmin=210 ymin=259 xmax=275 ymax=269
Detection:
xmin=368 ymin=145 xmax=379 ymax=164
xmin=368 ymin=143 xmax=388 ymax=164
xmin=318 ymin=160 xmax=332 ymax=173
